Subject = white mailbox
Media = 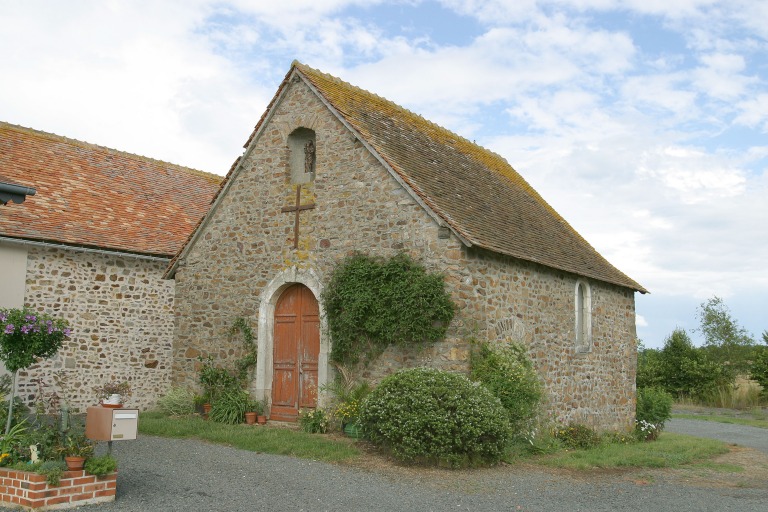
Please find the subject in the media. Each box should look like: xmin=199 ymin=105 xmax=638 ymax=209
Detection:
xmin=85 ymin=406 xmax=139 ymax=441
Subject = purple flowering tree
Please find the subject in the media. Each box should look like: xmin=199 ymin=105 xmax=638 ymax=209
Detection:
xmin=0 ymin=307 xmax=70 ymax=433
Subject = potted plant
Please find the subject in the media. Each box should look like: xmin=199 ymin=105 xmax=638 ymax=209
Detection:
xmin=59 ymin=430 xmax=94 ymax=470
xmin=94 ymin=379 xmax=132 ymax=407
xmin=245 ymin=399 xmax=265 ymax=425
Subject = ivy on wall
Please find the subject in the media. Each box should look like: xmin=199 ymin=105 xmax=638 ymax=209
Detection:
xmin=322 ymin=253 xmax=455 ymax=365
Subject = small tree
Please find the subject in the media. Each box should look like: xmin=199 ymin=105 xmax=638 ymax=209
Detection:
xmin=697 ymin=296 xmax=755 ymax=379
xmin=750 ymin=331 xmax=768 ymax=398
xmin=659 ymin=328 xmax=723 ymax=399
xmin=0 ymin=308 xmax=70 ymax=433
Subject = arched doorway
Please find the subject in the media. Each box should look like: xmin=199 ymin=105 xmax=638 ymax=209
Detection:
xmin=270 ymin=283 xmax=320 ymax=421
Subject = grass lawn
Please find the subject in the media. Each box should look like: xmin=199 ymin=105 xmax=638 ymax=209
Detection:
xmin=140 ymin=411 xmax=736 ymax=472
xmin=138 ymin=411 xmax=359 ymax=463
xmin=532 ymin=433 xmax=730 ymax=470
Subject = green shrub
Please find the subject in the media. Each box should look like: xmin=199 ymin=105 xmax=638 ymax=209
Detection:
xmin=41 ymin=460 xmax=65 ymax=486
xmin=198 ymin=356 xmax=240 ymax=403
xmin=209 ymin=389 xmax=250 ymax=425
xmin=636 ymin=387 xmax=673 ymax=428
xmin=552 ymin=423 xmax=601 ymax=449
xmin=751 ymin=342 xmax=768 ymax=397
xmin=658 ymin=329 xmax=725 ymax=399
xmin=470 ymin=341 xmax=542 ymax=435
xmin=84 ymin=454 xmax=117 ymax=477
xmin=636 ymin=387 xmax=673 ymax=440
xmin=298 ymin=408 xmax=329 ymax=434
xmin=157 ymin=387 xmax=196 ymax=416
xmin=359 ymin=367 xmax=510 ymax=467
xmin=322 ymin=253 xmax=455 ymax=364
xmin=0 ymin=398 xmax=29 ymax=429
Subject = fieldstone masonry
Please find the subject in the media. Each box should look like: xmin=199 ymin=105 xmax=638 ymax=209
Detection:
xmin=18 ymin=246 xmax=174 ymax=412
xmin=172 ymin=78 xmax=638 ymax=431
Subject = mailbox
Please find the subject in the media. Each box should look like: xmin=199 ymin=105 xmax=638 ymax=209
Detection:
xmin=85 ymin=406 xmax=139 ymax=441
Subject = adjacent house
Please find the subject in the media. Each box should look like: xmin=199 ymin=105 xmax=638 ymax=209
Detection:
xmin=0 ymin=122 xmax=221 ymax=410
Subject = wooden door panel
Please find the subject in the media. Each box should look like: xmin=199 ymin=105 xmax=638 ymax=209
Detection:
xmin=272 ymin=284 xmax=320 ymax=421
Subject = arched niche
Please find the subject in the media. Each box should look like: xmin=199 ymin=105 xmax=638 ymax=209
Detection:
xmin=288 ymin=127 xmax=316 ymax=184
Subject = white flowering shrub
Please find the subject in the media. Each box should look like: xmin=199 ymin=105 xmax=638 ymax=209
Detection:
xmin=359 ymin=367 xmax=511 ymax=466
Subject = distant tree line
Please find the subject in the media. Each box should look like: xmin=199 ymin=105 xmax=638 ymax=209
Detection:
xmin=637 ymin=296 xmax=768 ymax=404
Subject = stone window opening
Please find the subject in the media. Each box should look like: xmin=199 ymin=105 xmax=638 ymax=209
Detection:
xmin=575 ymin=280 xmax=592 ymax=353
xmin=288 ymin=127 xmax=316 ymax=184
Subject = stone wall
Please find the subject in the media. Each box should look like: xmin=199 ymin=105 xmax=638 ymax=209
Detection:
xmin=172 ymin=77 xmax=638 ymax=431
xmin=18 ymin=246 xmax=174 ymax=412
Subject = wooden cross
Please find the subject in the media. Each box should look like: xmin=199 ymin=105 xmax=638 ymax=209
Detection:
xmin=281 ymin=184 xmax=316 ymax=249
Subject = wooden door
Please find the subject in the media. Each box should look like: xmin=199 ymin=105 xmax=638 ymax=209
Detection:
xmin=271 ymin=284 xmax=320 ymax=421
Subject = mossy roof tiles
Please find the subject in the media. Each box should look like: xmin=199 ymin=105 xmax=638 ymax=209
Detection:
xmin=0 ymin=122 xmax=221 ymax=257
xmin=293 ymin=62 xmax=646 ymax=292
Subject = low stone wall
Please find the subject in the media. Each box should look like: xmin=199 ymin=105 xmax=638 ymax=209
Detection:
xmin=0 ymin=468 xmax=116 ymax=510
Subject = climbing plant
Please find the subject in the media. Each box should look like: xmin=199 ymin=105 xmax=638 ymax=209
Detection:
xmin=322 ymin=253 xmax=455 ymax=365
xmin=230 ymin=317 xmax=257 ymax=382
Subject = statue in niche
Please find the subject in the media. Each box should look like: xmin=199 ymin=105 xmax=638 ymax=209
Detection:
xmin=304 ymin=140 xmax=316 ymax=174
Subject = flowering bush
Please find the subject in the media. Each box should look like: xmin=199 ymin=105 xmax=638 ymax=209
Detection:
xmin=0 ymin=308 xmax=70 ymax=373
xmin=359 ymin=367 xmax=511 ymax=467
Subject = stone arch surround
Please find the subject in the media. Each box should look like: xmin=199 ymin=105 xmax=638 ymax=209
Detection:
xmin=254 ymin=266 xmax=330 ymax=412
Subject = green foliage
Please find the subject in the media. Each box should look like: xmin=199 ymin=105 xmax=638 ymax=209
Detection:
xmin=209 ymin=388 xmax=250 ymax=425
xmin=540 ymin=432 xmax=729 ymax=469
xmin=469 ymin=341 xmax=543 ymax=436
xmin=21 ymin=418 xmax=62 ymax=461
xmin=751 ymin=335 xmax=768 ymax=397
xmin=138 ymin=411 xmax=360 ymax=462
xmin=323 ymin=253 xmax=455 ymax=365
xmin=36 ymin=460 xmax=66 ymax=486
xmin=323 ymin=363 xmax=371 ymax=429
xmin=58 ymin=429 xmax=94 ymax=457
xmin=359 ymin=367 xmax=510 ymax=467
xmin=551 ymin=423 xmax=601 ymax=449
xmin=0 ymin=420 xmax=27 ymax=456
xmin=198 ymin=356 xmax=240 ymax=403
xmin=697 ymin=296 xmax=755 ymax=379
xmin=298 ymin=408 xmax=329 ymax=434
xmin=636 ymin=387 xmax=673 ymax=428
xmin=0 ymin=308 xmax=70 ymax=373
xmin=230 ymin=317 xmax=257 ymax=382
xmin=157 ymin=387 xmax=196 ymax=416
xmin=636 ymin=341 xmax=664 ymax=389
xmin=659 ymin=328 xmax=725 ymax=399
xmin=0 ymin=398 xmax=29 ymax=429
xmin=84 ymin=454 xmax=118 ymax=477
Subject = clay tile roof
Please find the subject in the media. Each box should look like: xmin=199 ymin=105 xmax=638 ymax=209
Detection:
xmin=293 ymin=62 xmax=647 ymax=293
xmin=0 ymin=122 xmax=222 ymax=257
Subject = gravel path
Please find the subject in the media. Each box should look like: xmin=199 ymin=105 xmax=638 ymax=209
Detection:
xmin=79 ymin=431 xmax=768 ymax=512
xmin=666 ymin=418 xmax=768 ymax=454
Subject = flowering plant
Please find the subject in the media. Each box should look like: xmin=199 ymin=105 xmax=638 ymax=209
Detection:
xmin=298 ymin=408 xmax=328 ymax=434
xmin=0 ymin=308 xmax=70 ymax=373
xmin=635 ymin=419 xmax=662 ymax=441
xmin=334 ymin=399 xmax=361 ymax=424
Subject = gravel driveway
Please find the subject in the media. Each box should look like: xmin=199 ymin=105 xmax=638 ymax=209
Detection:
xmin=80 ymin=425 xmax=768 ymax=512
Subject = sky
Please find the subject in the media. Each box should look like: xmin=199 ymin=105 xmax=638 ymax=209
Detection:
xmin=1 ymin=0 xmax=766 ymax=349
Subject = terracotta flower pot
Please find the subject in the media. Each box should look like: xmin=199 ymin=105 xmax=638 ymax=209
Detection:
xmin=202 ymin=403 xmax=212 ymax=419
xmin=65 ymin=456 xmax=86 ymax=471
xmin=245 ymin=412 xmax=257 ymax=425
xmin=257 ymin=415 xmax=267 ymax=425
